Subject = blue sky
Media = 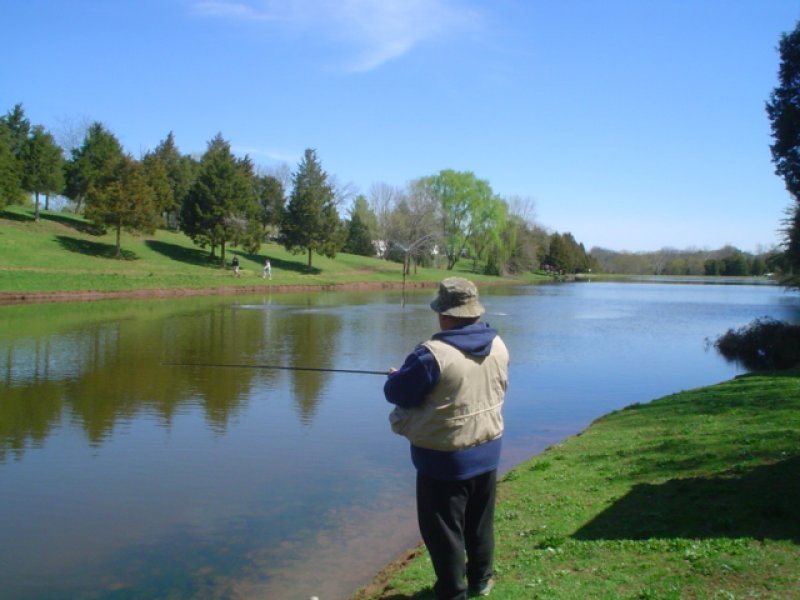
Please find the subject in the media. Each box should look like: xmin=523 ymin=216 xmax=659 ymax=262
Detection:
xmin=3 ymin=0 xmax=799 ymax=253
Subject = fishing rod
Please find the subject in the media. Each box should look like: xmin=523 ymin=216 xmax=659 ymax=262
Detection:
xmin=164 ymin=362 xmax=389 ymax=376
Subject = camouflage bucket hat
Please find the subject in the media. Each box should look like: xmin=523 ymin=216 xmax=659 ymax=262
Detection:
xmin=430 ymin=277 xmax=485 ymax=318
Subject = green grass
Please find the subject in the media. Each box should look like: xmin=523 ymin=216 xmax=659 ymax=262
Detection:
xmin=356 ymin=371 xmax=800 ymax=599
xmin=0 ymin=206 xmax=546 ymax=295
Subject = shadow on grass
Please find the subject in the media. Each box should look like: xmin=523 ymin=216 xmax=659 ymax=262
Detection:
xmin=572 ymin=456 xmax=800 ymax=543
xmin=379 ymin=591 xmax=434 ymax=600
xmin=238 ymin=249 xmax=322 ymax=275
xmin=145 ymin=240 xmax=220 ymax=268
xmin=1 ymin=208 xmax=34 ymax=222
xmin=40 ymin=212 xmax=103 ymax=234
xmin=56 ymin=235 xmax=138 ymax=260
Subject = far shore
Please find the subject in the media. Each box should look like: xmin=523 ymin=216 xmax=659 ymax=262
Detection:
xmin=0 ymin=279 xmax=443 ymax=306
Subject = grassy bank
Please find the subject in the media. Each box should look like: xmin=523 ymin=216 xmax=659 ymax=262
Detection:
xmin=356 ymin=371 xmax=800 ymax=599
xmin=0 ymin=206 xmax=546 ymax=299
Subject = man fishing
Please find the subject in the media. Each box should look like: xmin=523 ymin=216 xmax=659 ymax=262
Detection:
xmin=384 ymin=277 xmax=509 ymax=599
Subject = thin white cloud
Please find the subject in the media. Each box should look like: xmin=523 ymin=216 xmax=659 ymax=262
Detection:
xmin=192 ymin=1 xmax=274 ymax=20
xmin=233 ymin=145 xmax=300 ymax=163
xmin=191 ymin=0 xmax=481 ymax=71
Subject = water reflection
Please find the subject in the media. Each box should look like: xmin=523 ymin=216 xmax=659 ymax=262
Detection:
xmin=1 ymin=296 xmax=354 ymax=457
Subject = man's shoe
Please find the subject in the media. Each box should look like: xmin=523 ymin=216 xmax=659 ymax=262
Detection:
xmin=468 ymin=579 xmax=494 ymax=597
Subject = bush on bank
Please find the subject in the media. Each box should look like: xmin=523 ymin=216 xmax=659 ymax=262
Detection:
xmin=714 ymin=317 xmax=800 ymax=371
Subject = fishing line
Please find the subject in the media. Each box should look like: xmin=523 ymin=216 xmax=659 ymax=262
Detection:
xmin=164 ymin=362 xmax=389 ymax=376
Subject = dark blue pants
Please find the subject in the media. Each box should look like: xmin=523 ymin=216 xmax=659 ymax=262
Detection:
xmin=416 ymin=469 xmax=496 ymax=600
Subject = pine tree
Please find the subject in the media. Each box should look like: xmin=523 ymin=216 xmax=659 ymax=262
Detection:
xmin=280 ymin=149 xmax=344 ymax=268
xmin=65 ymin=123 xmax=125 ymax=214
xmin=181 ymin=134 xmax=259 ymax=265
xmin=84 ymin=156 xmax=160 ymax=257
xmin=21 ymin=125 xmax=64 ymax=221
xmin=0 ymin=120 xmax=23 ymax=208
xmin=766 ymin=20 xmax=800 ymax=284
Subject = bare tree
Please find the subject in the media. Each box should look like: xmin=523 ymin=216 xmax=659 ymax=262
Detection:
xmin=368 ymin=182 xmax=402 ymax=255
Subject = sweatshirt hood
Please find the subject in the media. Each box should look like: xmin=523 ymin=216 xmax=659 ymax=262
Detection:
xmin=432 ymin=322 xmax=498 ymax=357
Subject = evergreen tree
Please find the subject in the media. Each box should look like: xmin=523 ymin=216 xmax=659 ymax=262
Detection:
xmin=3 ymin=104 xmax=30 ymax=160
xmin=65 ymin=123 xmax=125 ymax=214
xmin=181 ymin=134 xmax=260 ymax=265
xmin=21 ymin=125 xmax=64 ymax=221
xmin=149 ymin=132 xmax=195 ymax=228
xmin=547 ymin=232 xmax=594 ymax=273
xmin=254 ymin=173 xmax=285 ymax=236
xmin=280 ymin=148 xmax=344 ymax=268
xmin=141 ymin=152 xmax=174 ymax=222
xmin=342 ymin=197 xmax=375 ymax=256
xmin=84 ymin=156 xmax=160 ymax=257
xmin=766 ymin=20 xmax=800 ymax=285
xmin=0 ymin=120 xmax=23 ymax=208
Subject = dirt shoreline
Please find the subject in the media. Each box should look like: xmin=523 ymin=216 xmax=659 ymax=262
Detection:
xmin=0 ymin=280 xmax=443 ymax=305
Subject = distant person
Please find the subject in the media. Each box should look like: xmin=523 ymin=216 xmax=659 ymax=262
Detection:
xmin=263 ymin=258 xmax=272 ymax=280
xmin=231 ymin=256 xmax=240 ymax=277
xmin=384 ymin=277 xmax=509 ymax=599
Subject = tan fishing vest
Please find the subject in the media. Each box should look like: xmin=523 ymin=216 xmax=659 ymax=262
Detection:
xmin=390 ymin=336 xmax=509 ymax=451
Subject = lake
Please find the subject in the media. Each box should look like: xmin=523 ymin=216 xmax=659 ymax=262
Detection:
xmin=1 ymin=281 xmax=798 ymax=599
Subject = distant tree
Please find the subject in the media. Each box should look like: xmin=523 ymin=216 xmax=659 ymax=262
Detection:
xmin=0 ymin=120 xmax=23 ymax=208
xmin=148 ymin=132 xmax=195 ymax=228
xmin=3 ymin=104 xmax=31 ymax=160
xmin=254 ymin=172 xmax=285 ymax=236
xmin=547 ymin=232 xmax=594 ymax=273
xmin=0 ymin=104 xmax=30 ymax=208
xmin=425 ymin=170 xmax=496 ymax=270
xmin=65 ymin=122 xmax=125 ymax=214
xmin=141 ymin=152 xmax=174 ymax=221
xmin=368 ymin=182 xmax=402 ymax=252
xmin=342 ymin=196 xmax=376 ymax=256
xmin=84 ymin=156 xmax=160 ymax=257
xmin=704 ymin=258 xmax=722 ymax=276
xmin=723 ymin=252 xmax=749 ymax=276
xmin=467 ymin=195 xmax=507 ymax=274
xmin=181 ymin=134 xmax=260 ymax=265
xmin=280 ymin=148 xmax=344 ymax=268
xmin=21 ymin=125 xmax=65 ymax=221
xmin=766 ymin=20 xmax=800 ymax=285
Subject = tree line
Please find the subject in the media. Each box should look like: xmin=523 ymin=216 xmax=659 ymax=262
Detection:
xmin=0 ymin=103 xmax=597 ymax=274
xmin=590 ymin=245 xmax=783 ymax=277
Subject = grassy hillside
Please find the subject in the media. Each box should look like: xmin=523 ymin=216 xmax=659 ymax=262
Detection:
xmin=356 ymin=371 xmax=800 ymax=599
xmin=0 ymin=206 xmax=539 ymax=296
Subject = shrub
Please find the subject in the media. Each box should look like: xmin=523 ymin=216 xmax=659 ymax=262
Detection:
xmin=714 ymin=318 xmax=800 ymax=371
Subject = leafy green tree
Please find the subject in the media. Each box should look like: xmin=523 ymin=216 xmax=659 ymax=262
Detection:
xmin=0 ymin=120 xmax=24 ymax=208
xmin=467 ymin=195 xmax=507 ymax=274
xmin=342 ymin=196 xmax=376 ymax=256
xmin=21 ymin=125 xmax=64 ymax=221
xmin=84 ymin=156 xmax=160 ymax=257
xmin=280 ymin=148 xmax=344 ymax=267
xmin=425 ymin=170 xmax=495 ymax=269
xmin=181 ymin=134 xmax=259 ymax=265
xmin=65 ymin=123 xmax=125 ymax=214
xmin=767 ymin=20 xmax=800 ymax=284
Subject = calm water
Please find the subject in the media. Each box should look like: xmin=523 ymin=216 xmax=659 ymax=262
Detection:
xmin=1 ymin=281 xmax=798 ymax=600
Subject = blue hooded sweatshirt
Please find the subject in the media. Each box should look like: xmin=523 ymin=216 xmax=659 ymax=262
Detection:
xmin=384 ymin=322 xmax=503 ymax=481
